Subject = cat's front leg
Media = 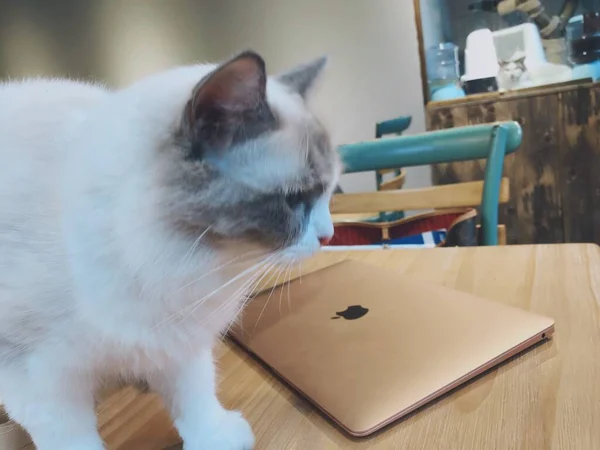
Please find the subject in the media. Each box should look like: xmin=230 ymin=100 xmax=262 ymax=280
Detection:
xmin=0 ymin=366 xmax=104 ymax=450
xmin=148 ymin=347 xmax=254 ymax=450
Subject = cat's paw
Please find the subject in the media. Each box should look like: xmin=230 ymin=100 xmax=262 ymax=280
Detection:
xmin=185 ymin=410 xmax=255 ymax=450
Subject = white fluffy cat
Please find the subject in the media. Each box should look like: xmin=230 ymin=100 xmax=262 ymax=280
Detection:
xmin=0 ymin=51 xmax=340 ymax=449
xmin=497 ymin=51 xmax=531 ymax=91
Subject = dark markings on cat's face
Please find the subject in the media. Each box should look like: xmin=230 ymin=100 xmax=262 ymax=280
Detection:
xmin=498 ymin=56 xmax=527 ymax=82
xmin=165 ymin=51 xmax=338 ymax=250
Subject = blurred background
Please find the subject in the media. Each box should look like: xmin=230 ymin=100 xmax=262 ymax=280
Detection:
xmin=0 ymin=0 xmax=430 ymax=193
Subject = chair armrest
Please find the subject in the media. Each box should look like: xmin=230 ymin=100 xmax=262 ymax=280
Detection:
xmin=339 ymin=121 xmax=522 ymax=174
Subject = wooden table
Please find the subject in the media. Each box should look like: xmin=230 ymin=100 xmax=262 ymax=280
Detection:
xmin=43 ymin=244 xmax=600 ymax=449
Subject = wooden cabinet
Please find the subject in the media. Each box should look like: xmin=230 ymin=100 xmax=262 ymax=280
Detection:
xmin=426 ymin=82 xmax=600 ymax=245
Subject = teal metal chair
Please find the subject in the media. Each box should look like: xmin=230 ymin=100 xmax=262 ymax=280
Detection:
xmin=374 ymin=116 xmax=412 ymax=191
xmin=374 ymin=116 xmax=412 ymax=222
xmin=334 ymin=121 xmax=522 ymax=246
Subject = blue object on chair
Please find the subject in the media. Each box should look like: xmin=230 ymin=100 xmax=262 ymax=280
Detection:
xmin=337 ymin=121 xmax=522 ymax=246
xmin=375 ymin=116 xmax=412 ymax=138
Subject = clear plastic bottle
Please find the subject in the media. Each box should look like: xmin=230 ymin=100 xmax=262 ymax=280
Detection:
xmin=567 ymin=13 xmax=600 ymax=81
xmin=426 ymin=42 xmax=465 ymax=101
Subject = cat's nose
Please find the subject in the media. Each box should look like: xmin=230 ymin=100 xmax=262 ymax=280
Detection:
xmin=319 ymin=236 xmax=332 ymax=246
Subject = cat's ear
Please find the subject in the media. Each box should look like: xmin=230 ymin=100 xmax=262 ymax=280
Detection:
xmin=184 ymin=50 xmax=275 ymax=154
xmin=277 ymin=56 xmax=328 ymax=99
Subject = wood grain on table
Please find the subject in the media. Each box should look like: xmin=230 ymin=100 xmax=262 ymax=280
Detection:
xmin=27 ymin=244 xmax=600 ymax=449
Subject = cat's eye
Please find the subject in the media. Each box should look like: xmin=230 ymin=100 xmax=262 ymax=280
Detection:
xmin=285 ymin=191 xmax=307 ymax=210
xmin=284 ymin=185 xmax=326 ymax=212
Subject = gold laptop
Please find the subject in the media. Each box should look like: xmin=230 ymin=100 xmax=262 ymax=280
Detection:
xmin=229 ymin=260 xmax=554 ymax=437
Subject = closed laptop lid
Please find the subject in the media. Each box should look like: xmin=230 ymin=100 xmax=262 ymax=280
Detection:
xmin=230 ymin=260 xmax=554 ymax=436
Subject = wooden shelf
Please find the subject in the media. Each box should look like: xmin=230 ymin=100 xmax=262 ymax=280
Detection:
xmin=426 ymin=82 xmax=600 ymax=245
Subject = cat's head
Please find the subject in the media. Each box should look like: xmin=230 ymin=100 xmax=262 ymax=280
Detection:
xmin=498 ymin=56 xmax=527 ymax=82
xmin=148 ymin=51 xmax=340 ymax=263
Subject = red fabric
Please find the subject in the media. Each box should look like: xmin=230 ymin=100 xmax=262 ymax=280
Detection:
xmin=387 ymin=212 xmax=463 ymax=240
xmin=330 ymin=212 xmax=465 ymax=246
xmin=329 ymin=225 xmax=382 ymax=246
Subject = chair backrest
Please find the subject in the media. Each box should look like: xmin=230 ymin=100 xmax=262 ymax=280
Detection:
xmin=374 ymin=116 xmax=411 ymax=195
xmin=331 ymin=178 xmax=510 ymax=214
xmin=332 ymin=122 xmax=522 ymax=245
xmin=375 ymin=116 xmax=412 ymax=138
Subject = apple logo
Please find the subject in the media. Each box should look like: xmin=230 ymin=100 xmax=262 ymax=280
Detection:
xmin=331 ymin=305 xmax=369 ymax=320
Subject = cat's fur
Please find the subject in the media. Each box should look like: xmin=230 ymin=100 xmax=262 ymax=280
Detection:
xmin=497 ymin=52 xmax=530 ymax=91
xmin=0 ymin=51 xmax=340 ymax=449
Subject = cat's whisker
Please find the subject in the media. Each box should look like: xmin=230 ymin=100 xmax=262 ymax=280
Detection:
xmin=181 ymin=225 xmax=213 ymax=262
xmin=217 ymin=259 xmax=281 ymax=338
xmin=166 ymin=249 xmax=268 ymax=298
xmin=279 ymin=260 xmax=294 ymax=315
xmin=278 ymin=264 xmax=286 ymax=317
xmin=136 ymin=232 xmax=224 ymax=297
xmin=251 ymin=263 xmax=286 ymax=335
xmin=286 ymin=259 xmax=296 ymax=311
xmin=199 ymin=270 xmax=263 ymax=328
xmin=177 ymin=252 xmax=283 ymax=325
xmin=244 ymin=257 xmax=283 ymax=303
xmin=202 ymin=256 xmax=279 ymax=321
xmin=200 ymin=260 xmax=281 ymax=341
xmin=172 ymin=269 xmax=264 ymax=330
xmin=156 ymin=256 xmax=274 ymax=327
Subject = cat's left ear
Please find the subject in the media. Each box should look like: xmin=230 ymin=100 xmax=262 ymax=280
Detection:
xmin=184 ymin=50 xmax=275 ymax=155
xmin=277 ymin=56 xmax=328 ymax=99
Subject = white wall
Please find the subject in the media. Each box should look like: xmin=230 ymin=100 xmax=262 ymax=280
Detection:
xmin=0 ymin=0 xmax=430 ymax=192
xmin=199 ymin=0 xmax=431 ymax=192
xmin=0 ymin=1 xmax=213 ymax=84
